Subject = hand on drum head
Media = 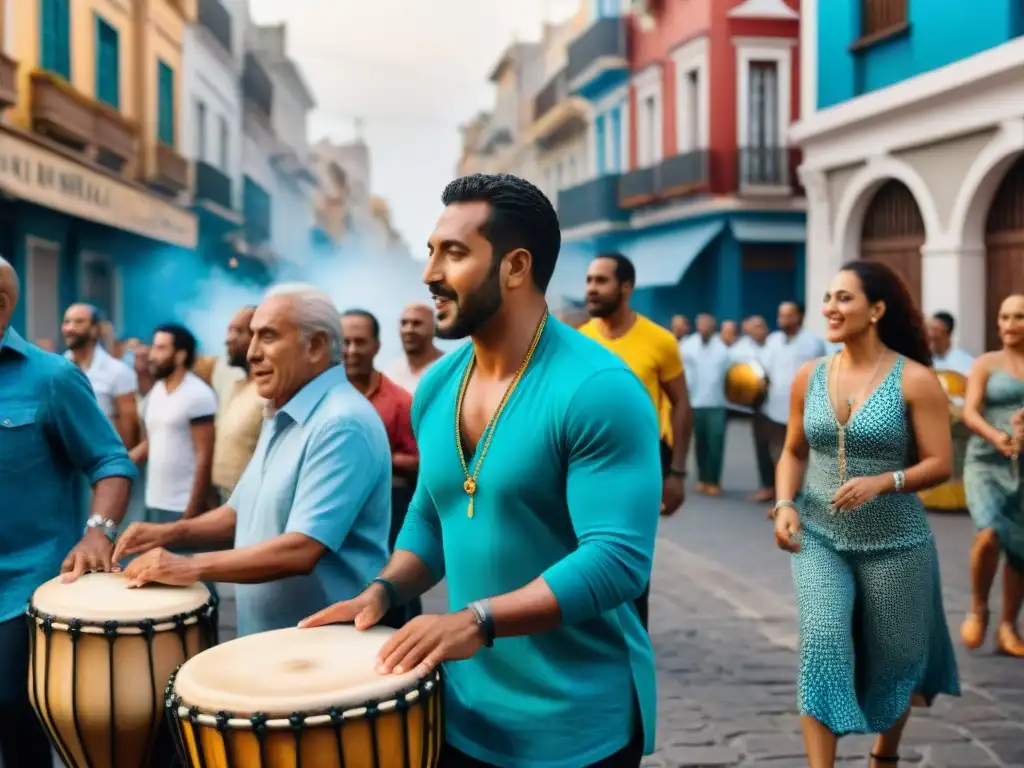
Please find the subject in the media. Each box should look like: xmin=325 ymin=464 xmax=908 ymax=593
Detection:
xmin=121 ymin=547 xmax=201 ymax=588
xmin=299 ymin=583 xmax=389 ymax=631
xmin=374 ymin=612 xmax=484 ymax=677
xmin=61 ymin=528 xmax=119 ymax=582
xmin=111 ymin=522 xmax=171 ymax=564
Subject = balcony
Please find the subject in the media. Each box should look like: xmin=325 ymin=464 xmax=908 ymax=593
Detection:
xmin=534 ymin=71 xmax=567 ymax=121
xmin=0 ymin=53 xmax=18 ymax=110
xmin=532 ymin=71 xmax=588 ymax=150
xmin=242 ymin=53 xmax=273 ymax=120
xmin=658 ymin=150 xmax=710 ymax=197
xmin=198 ymin=0 xmax=233 ymax=54
xmin=30 ymin=71 xmax=95 ymax=149
xmin=566 ymin=17 xmax=629 ymax=98
xmin=619 ymin=167 xmax=656 ymax=206
xmin=149 ymin=142 xmax=190 ymax=195
xmin=557 ymin=175 xmax=629 ymax=230
xmin=94 ymin=105 xmax=139 ymax=174
xmin=195 ymin=161 xmax=233 ymax=211
xmin=737 ymin=146 xmax=797 ymax=194
xmin=270 ymin=146 xmax=317 ymax=186
xmin=243 ymin=176 xmax=272 ymax=244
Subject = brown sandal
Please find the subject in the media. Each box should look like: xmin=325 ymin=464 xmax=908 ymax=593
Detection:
xmin=960 ymin=609 xmax=989 ymax=650
xmin=996 ymin=622 xmax=1024 ymax=657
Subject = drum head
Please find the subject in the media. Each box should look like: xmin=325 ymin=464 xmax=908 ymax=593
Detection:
xmin=173 ymin=626 xmax=424 ymax=716
xmin=30 ymin=572 xmax=211 ymax=623
xmin=935 ymin=369 xmax=967 ymax=399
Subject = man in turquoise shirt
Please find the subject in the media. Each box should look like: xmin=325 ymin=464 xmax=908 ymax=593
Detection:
xmin=302 ymin=175 xmax=660 ymax=768
xmin=0 ymin=258 xmax=137 ymax=766
xmin=114 ymin=284 xmax=391 ymax=636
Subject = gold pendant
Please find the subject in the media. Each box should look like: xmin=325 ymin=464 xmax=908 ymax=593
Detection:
xmin=464 ymin=477 xmax=476 ymax=518
xmin=837 ymin=426 xmax=847 ymax=486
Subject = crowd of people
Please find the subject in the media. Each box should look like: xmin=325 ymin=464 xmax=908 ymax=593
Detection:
xmin=0 ymin=171 xmax=1021 ymax=768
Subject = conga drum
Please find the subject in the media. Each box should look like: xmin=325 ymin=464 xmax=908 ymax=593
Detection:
xmin=724 ymin=361 xmax=768 ymax=410
xmin=28 ymin=572 xmax=217 ymax=768
xmin=167 ymin=625 xmax=443 ymax=768
xmin=919 ymin=370 xmax=969 ymax=511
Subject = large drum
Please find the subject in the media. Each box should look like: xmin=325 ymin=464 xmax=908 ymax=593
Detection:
xmin=724 ymin=361 xmax=768 ymax=409
xmin=167 ymin=625 xmax=444 ymax=768
xmin=28 ymin=572 xmax=217 ymax=768
xmin=919 ymin=369 xmax=970 ymax=511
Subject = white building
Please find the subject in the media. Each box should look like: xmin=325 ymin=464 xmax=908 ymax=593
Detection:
xmin=183 ymin=0 xmax=246 ymax=239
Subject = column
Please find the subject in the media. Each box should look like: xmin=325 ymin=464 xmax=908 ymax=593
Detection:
xmin=920 ymin=244 xmax=986 ymax=355
xmin=798 ymin=166 xmax=838 ymax=337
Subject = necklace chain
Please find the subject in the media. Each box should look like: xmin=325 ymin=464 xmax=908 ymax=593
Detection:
xmin=830 ymin=349 xmax=888 ymax=488
xmin=454 ymin=312 xmax=548 ymax=518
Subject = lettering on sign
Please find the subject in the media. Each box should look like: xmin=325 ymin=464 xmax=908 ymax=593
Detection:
xmin=0 ymin=151 xmax=112 ymax=208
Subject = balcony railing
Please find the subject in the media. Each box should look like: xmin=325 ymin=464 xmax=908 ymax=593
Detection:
xmin=534 ymin=70 xmax=567 ymax=121
xmin=149 ymin=142 xmax=189 ymax=194
xmin=557 ymin=175 xmax=628 ymax=230
xmin=0 ymin=53 xmax=18 ymax=110
xmin=737 ymin=146 xmax=795 ymax=190
xmin=195 ymin=161 xmax=233 ymax=210
xmin=243 ymin=53 xmax=272 ymax=118
xmin=566 ymin=17 xmax=627 ymax=87
xmin=658 ymin=150 xmax=709 ymax=195
xmin=198 ymin=0 xmax=233 ymax=54
xmin=619 ymin=167 xmax=656 ymax=206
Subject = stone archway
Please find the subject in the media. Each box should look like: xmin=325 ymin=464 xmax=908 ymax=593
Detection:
xmin=860 ymin=180 xmax=925 ymax=305
xmin=984 ymin=154 xmax=1024 ymax=350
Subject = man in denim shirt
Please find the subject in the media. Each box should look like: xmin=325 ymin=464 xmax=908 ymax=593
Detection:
xmin=114 ymin=283 xmax=391 ymax=637
xmin=0 ymin=258 xmax=137 ymax=765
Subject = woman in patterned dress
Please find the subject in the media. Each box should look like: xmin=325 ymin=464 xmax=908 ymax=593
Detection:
xmin=771 ymin=261 xmax=960 ymax=767
xmin=960 ymin=294 xmax=1024 ymax=657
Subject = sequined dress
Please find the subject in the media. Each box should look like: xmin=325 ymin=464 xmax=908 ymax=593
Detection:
xmin=793 ymin=356 xmax=960 ymax=735
xmin=963 ymin=370 xmax=1024 ymax=571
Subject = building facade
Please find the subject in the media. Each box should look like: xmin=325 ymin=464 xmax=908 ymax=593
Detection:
xmin=1 ymin=0 xmax=198 ymax=344
xmin=792 ymin=0 xmax=1024 ymax=352
xmin=548 ymin=0 xmax=806 ymax=326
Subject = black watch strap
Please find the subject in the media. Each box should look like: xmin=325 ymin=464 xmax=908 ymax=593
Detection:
xmin=467 ymin=599 xmax=495 ymax=647
xmin=668 ymin=467 xmax=687 ymax=478
xmin=369 ymin=577 xmax=399 ymax=608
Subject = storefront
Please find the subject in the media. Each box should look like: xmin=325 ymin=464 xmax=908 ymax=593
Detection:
xmin=0 ymin=127 xmax=198 ymax=345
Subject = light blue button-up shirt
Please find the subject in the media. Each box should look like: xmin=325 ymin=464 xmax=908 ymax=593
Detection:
xmin=681 ymin=334 xmax=730 ymax=409
xmin=228 ymin=365 xmax=391 ymax=637
xmin=762 ymin=328 xmax=827 ymax=425
xmin=0 ymin=328 xmax=137 ymax=624
xmin=933 ymin=347 xmax=974 ymax=377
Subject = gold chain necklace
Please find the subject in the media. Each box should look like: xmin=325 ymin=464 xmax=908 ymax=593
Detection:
xmin=830 ymin=349 xmax=887 ymax=485
xmin=454 ymin=312 xmax=548 ymax=518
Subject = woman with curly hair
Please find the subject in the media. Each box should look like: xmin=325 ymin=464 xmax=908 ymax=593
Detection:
xmin=960 ymin=293 xmax=1024 ymax=656
xmin=771 ymin=260 xmax=960 ymax=767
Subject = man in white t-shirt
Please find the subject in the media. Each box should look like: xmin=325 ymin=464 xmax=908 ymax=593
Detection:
xmin=131 ymin=323 xmax=217 ymax=524
xmin=62 ymin=303 xmax=139 ymax=447
xmin=383 ymin=303 xmax=443 ymax=394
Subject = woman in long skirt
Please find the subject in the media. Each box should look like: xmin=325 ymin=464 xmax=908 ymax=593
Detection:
xmin=961 ymin=294 xmax=1024 ymax=656
xmin=771 ymin=260 xmax=960 ymax=767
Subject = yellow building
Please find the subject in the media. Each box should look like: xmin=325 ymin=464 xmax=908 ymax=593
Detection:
xmin=0 ymin=0 xmax=198 ymax=345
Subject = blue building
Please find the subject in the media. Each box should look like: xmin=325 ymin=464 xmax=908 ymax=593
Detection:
xmin=547 ymin=0 xmax=808 ymax=331
xmin=792 ymin=0 xmax=1024 ymax=352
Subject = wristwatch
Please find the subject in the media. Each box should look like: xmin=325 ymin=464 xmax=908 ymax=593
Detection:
xmin=85 ymin=514 xmax=118 ymax=542
xmin=467 ymin=599 xmax=495 ymax=647
xmin=668 ymin=467 xmax=687 ymax=478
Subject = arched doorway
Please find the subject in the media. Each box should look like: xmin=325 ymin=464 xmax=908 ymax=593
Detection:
xmin=984 ymin=154 xmax=1024 ymax=350
xmin=860 ymin=180 xmax=925 ymax=306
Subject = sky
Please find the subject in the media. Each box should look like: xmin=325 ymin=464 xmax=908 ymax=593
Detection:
xmin=248 ymin=0 xmax=580 ymax=258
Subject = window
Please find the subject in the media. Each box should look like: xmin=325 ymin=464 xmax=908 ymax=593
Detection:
xmin=609 ymin=106 xmax=622 ymax=172
xmin=94 ymin=16 xmax=119 ymax=108
xmin=747 ymin=61 xmax=779 ymax=148
xmin=218 ymin=116 xmax=229 ymax=170
xmin=594 ymin=113 xmax=607 ymax=175
xmin=681 ymin=69 xmax=700 ymax=152
xmin=157 ymin=60 xmax=175 ymax=146
xmin=80 ymin=253 xmax=117 ymax=325
xmin=40 ymin=0 xmax=71 ymax=80
xmin=641 ymin=94 xmax=657 ymax=166
xmin=195 ymin=99 xmax=206 ymax=161
xmin=861 ymin=0 xmax=907 ymax=38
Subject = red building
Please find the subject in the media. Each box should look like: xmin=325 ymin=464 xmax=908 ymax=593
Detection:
xmin=554 ymin=0 xmax=807 ymax=327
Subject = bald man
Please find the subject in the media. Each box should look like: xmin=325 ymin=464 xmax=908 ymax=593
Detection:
xmin=0 ymin=258 xmax=137 ymax=765
xmin=384 ymin=303 xmax=444 ymax=394
xmin=212 ymin=306 xmax=265 ymax=503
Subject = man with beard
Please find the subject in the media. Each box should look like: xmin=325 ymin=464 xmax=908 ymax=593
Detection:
xmin=132 ymin=324 xmax=217 ymax=525
xmin=62 ymin=303 xmax=139 ymax=447
xmin=342 ymin=308 xmax=421 ymax=624
xmin=301 ymin=174 xmax=658 ymax=768
xmin=212 ymin=306 xmax=265 ymax=504
xmin=384 ymin=303 xmax=444 ymax=394
xmin=0 ymin=258 xmax=136 ymax=766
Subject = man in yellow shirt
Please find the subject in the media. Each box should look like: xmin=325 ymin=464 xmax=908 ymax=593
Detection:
xmin=579 ymin=255 xmax=692 ymax=505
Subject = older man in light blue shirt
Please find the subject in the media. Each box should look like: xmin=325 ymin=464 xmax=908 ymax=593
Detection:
xmin=115 ymin=284 xmax=391 ymax=636
xmin=681 ymin=314 xmax=731 ymax=493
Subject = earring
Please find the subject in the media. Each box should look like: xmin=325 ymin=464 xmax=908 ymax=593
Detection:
xmin=870 ymin=316 xmax=878 ymax=324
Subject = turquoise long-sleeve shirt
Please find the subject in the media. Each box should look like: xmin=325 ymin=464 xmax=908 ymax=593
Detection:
xmin=395 ymin=315 xmax=660 ymax=768
xmin=0 ymin=328 xmax=137 ymax=626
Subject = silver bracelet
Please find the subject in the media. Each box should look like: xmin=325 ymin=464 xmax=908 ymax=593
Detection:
xmin=772 ymin=499 xmax=797 ymax=519
xmin=892 ymin=470 xmax=906 ymax=492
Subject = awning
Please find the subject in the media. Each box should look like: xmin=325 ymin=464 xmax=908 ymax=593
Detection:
xmin=730 ymin=218 xmax=806 ymax=243
xmin=629 ymin=220 xmax=725 ymax=289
